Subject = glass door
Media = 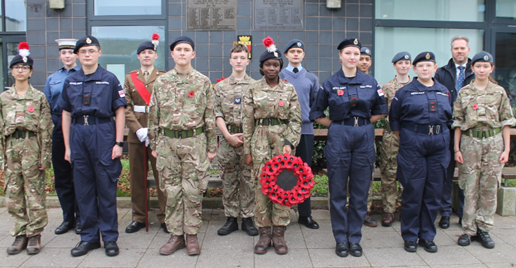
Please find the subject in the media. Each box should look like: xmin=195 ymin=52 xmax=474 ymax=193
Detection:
xmin=1 ymin=35 xmax=24 ymax=91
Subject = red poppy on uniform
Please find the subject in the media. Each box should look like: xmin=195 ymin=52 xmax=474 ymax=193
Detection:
xmin=337 ymin=90 xmax=344 ymax=96
xmin=278 ymin=100 xmax=284 ymax=107
xmin=472 ymin=104 xmax=478 ymax=110
xmin=188 ymin=91 xmax=194 ymax=97
xmin=27 ymin=106 xmax=34 ymax=112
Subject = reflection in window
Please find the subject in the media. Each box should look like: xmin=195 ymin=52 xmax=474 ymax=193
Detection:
xmin=5 ymin=0 xmax=27 ymax=31
xmin=91 ymin=26 xmax=166 ymax=84
xmin=496 ymin=0 xmax=516 ymax=19
xmin=374 ymin=27 xmax=484 ymax=85
xmin=94 ymin=0 xmax=162 ymax=16
xmin=6 ymin=42 xmax=19 ymax=87
xmin=495 ymin=32 xmax=516 ymax=103
xmin=375 ymin=0 xmax=485 ymax=22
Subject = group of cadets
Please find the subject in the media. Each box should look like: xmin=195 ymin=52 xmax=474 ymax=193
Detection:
xmin=2 ymin=33 xmax=514 ymax=258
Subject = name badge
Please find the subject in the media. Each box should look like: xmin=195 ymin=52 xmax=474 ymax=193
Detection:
xmin=234 ymin=97 xmax=241 ymax=104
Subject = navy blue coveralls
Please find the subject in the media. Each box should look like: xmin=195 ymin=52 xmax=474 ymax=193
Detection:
xmin=59 ymin=66 xmax=127 ymax=243
xmin=309 ymin=69 xmax=387 ymax=244
xmin=44 ymin=66 xmax=81 ymax=226
xmin=389 ymin=78 xmax=452 ymax=242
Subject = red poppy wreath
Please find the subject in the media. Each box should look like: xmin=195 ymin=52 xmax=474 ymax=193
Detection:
xmin=260 ymin=154 xmax=315 ymax=207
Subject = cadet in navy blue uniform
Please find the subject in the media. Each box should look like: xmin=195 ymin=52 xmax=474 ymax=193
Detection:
xmin=309 ymin=37 xmax=387 ymax=258
xmin=59 ymin=36 xmax=128 ymax=257
xmin=389 ymin=52 xmax=453 ymax=253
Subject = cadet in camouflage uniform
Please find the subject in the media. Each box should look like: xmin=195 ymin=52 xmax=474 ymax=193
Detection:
xmin=454 ymin=51 xmax=516 ymax=249
xmin=149 ymin=36 xmax=217 ymax=256
xmin=2 ymin=42 xmax=53 ymax=255
xmin=214 ymin=44 xmax=258 ymax=236
xmin=380 ymin=52 xmax=412 ymax=227
xmin=243 ymin=37 xmax=302 ymax=255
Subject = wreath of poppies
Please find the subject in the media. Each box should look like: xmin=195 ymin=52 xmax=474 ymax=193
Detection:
xmin=260 ymin=154 xmax=315 ymax=207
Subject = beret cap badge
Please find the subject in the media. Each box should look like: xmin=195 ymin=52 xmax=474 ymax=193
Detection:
xmin=353 ymin=39 xmax=358 ymax=45
xmin=22 ymin=57 xmax=27 ymax=63
xmin=404 ymin=54 xmax=409 ymax=59
xmin=483 ymin=55 xmax=489 ymax=61
xmin=86 ymin=38 xmax=92 ymax=44
xmin=297 ymin=41 xmax=302 ymax=47
xmin=425 ymin=53 xmax=430 ymax=59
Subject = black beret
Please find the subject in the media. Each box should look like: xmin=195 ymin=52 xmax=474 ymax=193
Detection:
xmin=413 ymin=51 xmax=436 ymax=65
xmin=392 ymin=51 xmax=411 ymax=63
xmin=471 ymin=51 xmax=493 ymax=66
xmin=361 ymin=47 xmax=372 ymax=56
xmin=337 ymin=37 xmax=361 ymax=50
xmin=137 ymin=41 xmax=155 ymax=55
xmin=170 ymin=36 xmax=195 ymax=51
xmin=259 ymin=50 xmax=282 ymax=63
xmin=74 ymin=36 xmax=100 ymax=54
xmin=9 ymin=55 xmax=33 ymax=68
xmin=284 ymin=39 xmax=304 ymax=54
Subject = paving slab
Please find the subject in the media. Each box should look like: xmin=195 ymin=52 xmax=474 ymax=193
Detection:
xmin=196 ymin=248 xmax=254 ymax=268
xmin=78 ymin=247 xmax=145 ymax=267
xmin=364 ymin=247 xmax=426 ymax=267
xmin=20 ymin=247 xmax=86 ymax=267
xmin=418 ymin=245 xmax=482 ymax=266
xmin=0 ymin=248 xmax=32 ymax=267
xmin=254 ymin=248 xmax=312 ymax=268
xmin=137 ymin=249 xmax=198 ymax=268
xmin=308 ymin=248 xmax=371 ymax=268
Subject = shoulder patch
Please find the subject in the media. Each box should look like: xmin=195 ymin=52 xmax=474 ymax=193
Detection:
xmin=377 ymin=89 xmax=384 ymax=96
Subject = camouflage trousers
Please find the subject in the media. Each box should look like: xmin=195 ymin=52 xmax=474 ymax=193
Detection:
xmin=218 ymin=137 xmax=254 ymax=218
xmin=459 ymin=133 xmax=503 ymax=236
xmin=4 ymin=136 xmax=48 ymax=237
xmin=251 ymin=125 xmax=292 ymax=227
xmin=380 ymin=129 xmax=403 ymax=213
xmin=156 ymin=133 xmax=210 ymax=236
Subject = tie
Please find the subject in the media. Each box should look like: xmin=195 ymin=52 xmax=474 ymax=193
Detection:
xmin=456 ymin=66 xmax=465 ymax=92
xmin=293 ymin=67 xmax=299 ymax=73
xmin=143 ymin=71 xmax=149 ymax=82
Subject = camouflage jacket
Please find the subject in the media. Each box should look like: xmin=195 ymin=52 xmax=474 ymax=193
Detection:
xmin=214 ymin=74 xmax=255 ymax=128
xmin=148 ymin=68 xmax=216 ymax=153
xmin=452 ymin=80 xmax=516 ymax=130
xmin=242 ymin=77 xmax=302 ymax=155
xmin=383 ymin=75 xmax=411 ymax=123
xmin=124 ymin=67 xmax=166 ymax=143
xmin=0 ymin=84 xmax=53 ymax=168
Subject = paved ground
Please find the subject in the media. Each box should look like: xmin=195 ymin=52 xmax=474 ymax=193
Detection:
xmin=1 ymin=207 xmax=516 ymax=268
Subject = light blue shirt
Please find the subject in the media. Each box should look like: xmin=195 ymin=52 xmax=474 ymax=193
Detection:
xmin=44 ymin=65 xmax=80 ymax=114
xmin=286 ymin=64 xmax=304 ymax=73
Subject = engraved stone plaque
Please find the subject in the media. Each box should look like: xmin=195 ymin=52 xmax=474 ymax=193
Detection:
xmin=187 ymin=0 xmax=237 ymax=30
xmin=254 ymin=0 xmax=303 ymax=30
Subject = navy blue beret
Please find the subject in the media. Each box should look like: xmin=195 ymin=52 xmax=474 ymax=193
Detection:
xmin=137 ymin=42 xmax=155 ymax=54
xmin=284 ymin=39 xmax=304 ymax=54
xmin=73 ymin=36 xmax=100 ymax=54
xmin=259 ymin=50 xmax=282 ymax=63
xmin=361 ymin=47 xmax=371 ymax=56
xmin=170 ymin=36 xmax=195 ymax=51
xmin=392 ymin=51 xmax=411 ymax=63
xmin=471 ymin=51 xmax=494 ymax=66
xmin=9 ymin=55 xmax=33 ymax=68
xmin=413 ymin=51 xmax=435 ymax=65
xmin=337 ymin=37 xmax=361 ymax=50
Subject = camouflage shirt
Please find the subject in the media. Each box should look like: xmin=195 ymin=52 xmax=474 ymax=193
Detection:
xmin=452 ymin=80 xmax=516 ymax=130
xmin=383 ymin=75 xmax=412 ymax=122
xmin=214 ymin=74 xmax=255 ymax=127
xmin=242 ymin=77 xmax=302 ymax=155
xmin=0 ymin=85 xmax=53 ymax=168
xmin=148 ymin=68 xmax=216 ymax=153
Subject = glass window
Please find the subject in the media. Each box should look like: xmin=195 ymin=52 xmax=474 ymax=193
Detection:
xmin=6 ymin=42 xmax=19 ymax=87
xmin=5 ymin=0 xmax=27 ymax=31
xmin=374 ymin=27 xmax=484 ymax=85
xmin=496 ymin=0 xmax=516 ymax=19
xmin=495 ymin=32 xmax=516 ymax=103
xmin=375 ymin=0 xmax=484 ymax=22
xmin=91 ymin=26 xmax=166 ymax=84
xmin=94 ymin=0 xmax=162 ymax=16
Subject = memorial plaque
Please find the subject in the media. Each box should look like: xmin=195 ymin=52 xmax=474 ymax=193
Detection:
xmin=187 ymin=0 xmax=237 ymax=30
xmin=254 ymin=0 xmax=303 ymax=30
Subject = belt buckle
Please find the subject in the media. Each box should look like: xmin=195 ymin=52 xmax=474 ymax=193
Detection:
xmin=177 ymin=130 xmax=182 ymax=138
xmin=428 ymin=125 xmax=434 ymax=135
xmin=482 ymin=131 xmax=486 ymax=139
xmin=268 ymin=118 xmax=273 ymax=125
xmin=83 ymin=115 xmax=89 ymax=126
xmin=354 ymin=117 xmax=359 ymax=127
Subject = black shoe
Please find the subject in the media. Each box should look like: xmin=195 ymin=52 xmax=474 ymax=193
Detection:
xmin=161 ymin=223 xmax=169 ymax=234
xmin=439 ymin=216 xmax=450 ymax=229
xmin=458 ymin=217 xmax=462 ymax=226
xmin=335 ymin=243 xmax=348 ymax=257
xmin=475 ymin=229 xmax=495 ymax=249
xmin=217 ymin=217 xmax=238 ymax=236
xmin=71 ymin=241 xmax=101 ymax=257
xmin=458 ymin=234 xmax=471 ymax=246
xmin=241 ymin=218 xmax=259 ymax=236
xmin=404 ymin=241 xmax=417 ymax=253
xmin=298 ymin=216 xmax=319 ymax=229
xmin=75 ymin=221 xmax=82 ymax=235
xmin=418 ymin=239 xmax=437 ymax=253
xmin=125 ymin=221 xmax=146 ymax=233
xmin=55 ymin=221 xmax=75 ymax=235
xmin=348 ymin=243 xmax=362 ymax=257
xmin=104 ymin=241 xmax=119 ymax=257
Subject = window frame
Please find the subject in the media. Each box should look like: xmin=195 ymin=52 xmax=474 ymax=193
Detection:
xmin=87 ymin=0 xmax=167 ymax=20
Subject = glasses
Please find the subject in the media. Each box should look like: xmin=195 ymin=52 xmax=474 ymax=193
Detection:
xmin=78 ymin=49 xmax=99 ymax=55
xmin=12 ymin=65 xmax=30 ymax=71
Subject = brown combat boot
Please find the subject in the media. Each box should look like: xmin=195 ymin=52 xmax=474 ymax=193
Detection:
xmin=7 ymin=235 xmax=28 ymax=255
xmin=186 ymin=234 xmax=201 ymax=256
xmin=159 ymin=235 xmax=185 ymax=255
xmin=381 ymin=213 xmax=394 ymax=227
xmin=254 ymin=227 xmax=272 ymax=254
xmin=272 ymin=226 xmax=288 ymax=255
xmin=26 ymin=235 xmax=41 ymax=255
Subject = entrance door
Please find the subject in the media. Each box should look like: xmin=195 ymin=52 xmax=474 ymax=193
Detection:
xmin=1 ymin=35 xmax=25 ymax=91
